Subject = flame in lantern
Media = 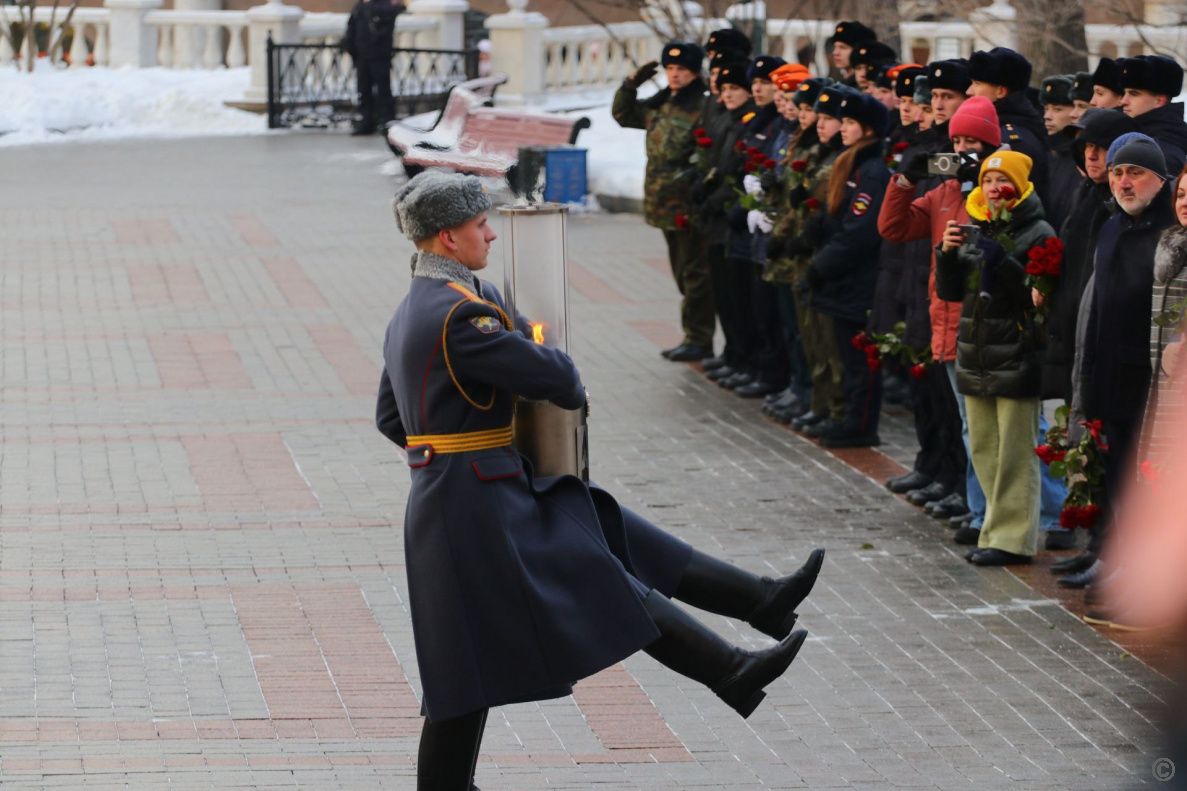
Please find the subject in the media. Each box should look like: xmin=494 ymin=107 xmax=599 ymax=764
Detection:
xmin=529 ymin=322 xmax=545 ymax=345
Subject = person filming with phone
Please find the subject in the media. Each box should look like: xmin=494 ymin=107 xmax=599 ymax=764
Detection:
xmin=934 ymin=150 xmax=1057 ymax=567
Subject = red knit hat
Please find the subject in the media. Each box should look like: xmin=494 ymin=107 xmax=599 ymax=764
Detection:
xmin=948 ymin=95 xmax=1001 ymax=148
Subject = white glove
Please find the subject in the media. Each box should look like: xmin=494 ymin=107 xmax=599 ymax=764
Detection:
xmin=746 ymin=209 xmax=761 ymax=234
xmin=743 ymin=174 xmax=764 ymax=196
xmin=756 ymin=212 xmax=775 ymax=234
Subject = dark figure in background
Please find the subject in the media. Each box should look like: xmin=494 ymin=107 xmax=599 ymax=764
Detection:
xmin=344 ymin=0 xmax=403 ymax=135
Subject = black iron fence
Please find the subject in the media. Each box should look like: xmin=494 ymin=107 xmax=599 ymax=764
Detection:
xmin=267 ymin=37 xmax=479 ymax=129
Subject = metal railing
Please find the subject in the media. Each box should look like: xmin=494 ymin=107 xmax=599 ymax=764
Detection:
xmin=266 ymin=36 xmax=478 ymax=129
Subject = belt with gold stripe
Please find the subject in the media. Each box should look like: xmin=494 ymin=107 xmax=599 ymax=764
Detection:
xmin=406 ymin=426 xmax=514 ymax=465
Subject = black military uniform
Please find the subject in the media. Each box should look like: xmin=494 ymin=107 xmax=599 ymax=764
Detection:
xmin=344 ymin=0 xmax=403 ymax=134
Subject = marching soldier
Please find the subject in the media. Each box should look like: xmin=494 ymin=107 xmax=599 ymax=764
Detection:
xmin=377 ymin=171 xmax=825 ymax=790
xmin=613 ymin=41 xmax=715 ymax=362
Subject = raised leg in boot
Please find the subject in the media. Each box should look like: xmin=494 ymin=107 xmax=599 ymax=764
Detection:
xmin=673 ymin=548 xmax=825 ymax=640
xmin=417 ymin=707 xmax=488 ymax=791
xmin=643 ymin=591 xmax=808 ymax=719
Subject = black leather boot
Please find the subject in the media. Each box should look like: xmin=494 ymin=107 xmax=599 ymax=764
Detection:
xmin=643 ymin=592 xmax=808 ymax=719
xmin=417 ymin=707 xmax=488 ymax=791
xmin=674 ymin=549 xmax=825 ymax=640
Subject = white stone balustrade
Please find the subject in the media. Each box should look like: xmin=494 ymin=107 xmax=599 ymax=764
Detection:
xmin=144 ymin=10 xmax=247 ymax=68
xmin=540 ymin=22 xmax=659 ymax=96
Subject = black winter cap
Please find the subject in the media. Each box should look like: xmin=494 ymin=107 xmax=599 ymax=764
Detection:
xmin=815 ymin=84 xmax=858 ymax=116
xmin=894 ymin=66 xmax=926 ymax=98
xmin=715 ymin=61 xmax=752 ymax=91
xmin=927 ymin=58 xmax=971 ymax=93
xmin=969 ymin=47 xmax=1032 ymax=92
xmin=1070 ymin=71 xmax=1094 ymax=103
xmin=794 ymin=77 xmax=831 ymax=107
xmin=747 ymin=54 xmax=787 ymax=83
xmin=850 ymin=40 xmax=897 ymax=68
xmin=1112 ymin=136 xmax=1170 ymax=179
xmin=832 ymin=21 xmax=876 ymax=47
xmin=1041 ymin=75 xmax=1074 ymax=106
xmin=1093 ymin=57 xmax=1123 ymax=95
xmin=709 ymin=50 xmax=733 ymax=71
xmin=873 ymin=63 xmax=897 ymax=90
xmin=706 ymin=28 xmax=751 ymax=58
xmin=1071 ymin=107 xmax=1139 ymax=170
xmin=1119 ymin=55 xmax=1184 ymax=98
xmin=838 ymin=91 xmax=890 ymax=138
xmin=661 ymin=41 xmax=705 ymax=73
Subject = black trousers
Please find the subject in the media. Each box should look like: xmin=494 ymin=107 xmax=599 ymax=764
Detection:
xmin=750 ymin=272 xmax=789 ymax=387
xmin=418 ymin=708 xmax=488 ymax=790
xmin=909 ymin=366 xmax=967 ymax=490
xmin=1088 ymin=416 xmax=1140 ymax=555
xmin=831 ymin=315 xmax=882 ymax=435
xmin=724 ymin=257 xmax=759 ymax=372
xmin=356 ymin=56 xmax=394 ymax=128
xmin=774 ymin=283 xmax=811 ymax=401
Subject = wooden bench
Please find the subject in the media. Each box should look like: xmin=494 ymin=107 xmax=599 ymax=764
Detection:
xmin=386 ymin=74 xmax=506 ymax=156
xmin=401 ymin=107 xmax=590 ymax=178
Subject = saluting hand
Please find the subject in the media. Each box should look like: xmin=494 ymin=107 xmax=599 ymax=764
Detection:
xmin=626 ymin=61 xmax=659 ymax=89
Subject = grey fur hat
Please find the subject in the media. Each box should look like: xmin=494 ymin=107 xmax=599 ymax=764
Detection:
xmin=392 ymin=170 xmax=491 ymax=241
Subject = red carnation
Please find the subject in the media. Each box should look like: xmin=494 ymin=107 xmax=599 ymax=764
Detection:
xmin=1078 ymin=504 xmax=1102 ymax=528
xmin=909 ymin=363 xmax=928 ymax=380
xmin=763 ymin=158 xmax=777 ymax=169
xmin=867 ymin=355 xmax=883 ymax=372
xmin=693 ymin=127 xmax=706 ymax=136
xmin=790 ymin=159 xmax=808 ymax=172
xmin=996 ymin=184 xmax=1018 ymax=202
xmin=743 ymin=161 xmax=758 ymax=173
xmin=697 ymin=136 xmax=713 ymax=148
xmin=734 ymin=141 xmax=746 ymax=152
xmin=675 ymin=214 xmax=689 ymax=229
xmin=746 ymin=146 xmax=761 ymax=156
xmin=851 ymin=333 xmax=870 ymax=350
xmin=805 ymin=198 xmax=821 ymax=211
xmin=893 ymin=141 xmax=909 ymax=153
xmin=1059 ymin=508 xmax=1077 ymax=529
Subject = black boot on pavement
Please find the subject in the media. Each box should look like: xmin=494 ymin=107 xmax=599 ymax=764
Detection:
xmin=703 ymin=355 xmax=728 ymax=371
xmin=906 ymin=481 xmax=950 ymax=506
xmin=673 ymin=549 xmax=826 ymax=640
xmin=886 ymin=470 xmax=931 ymax=494
xmin=1051 ymin=551 xmax=1096 ymax=575
xmin=791 ymin=411 xmax=825 ymax=431
xmin=953 ymin=526 xmax=981 ymax=545
xmin=667 ymin=344 xmax=713 ymax=362
xmin=642 ymin=592 xmax=808 ymax=719
xmin=968 ymin=549 xmax=1032 ymax=566
xmin=926 ymin=493 xmax=969 ymax=519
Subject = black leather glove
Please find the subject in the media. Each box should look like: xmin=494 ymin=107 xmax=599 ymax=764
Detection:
xmin=955 ymin=152 xmax=982 ymax=183
xmin=787 ymin=184 xmax=809 ymax=208
xmin=624 ymin=61 xmax=659 ymax=90
xmin=900 ymin=152 xmax=931 ymax=184
xmin=759 ymin=169 xmax=779 ymax=191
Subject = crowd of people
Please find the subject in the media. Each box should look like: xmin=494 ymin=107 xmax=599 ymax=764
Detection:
xmin=613 ymin=23 xmax=1187 ymax=626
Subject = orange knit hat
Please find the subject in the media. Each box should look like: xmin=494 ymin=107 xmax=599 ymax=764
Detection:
xmin=771 ymin=63 xmax=812 ymax=92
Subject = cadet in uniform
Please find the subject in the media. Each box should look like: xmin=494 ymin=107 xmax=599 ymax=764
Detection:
xmin=377 ymin=171 xmax=825 ymax=790
xmin=613 ymin=41 xmax=714 ymax=362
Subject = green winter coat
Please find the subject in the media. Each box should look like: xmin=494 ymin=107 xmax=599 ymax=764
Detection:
xmin=766 ymin=134 xmax=837 ymax=284
xmin=613 ymin=78 xmax=706 ymax=230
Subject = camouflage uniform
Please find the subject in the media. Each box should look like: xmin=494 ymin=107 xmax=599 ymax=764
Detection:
xmin=768 ymin=138 xmax=845 ymax=421
xmin=613 ymin=78 xmax=715 ymax=349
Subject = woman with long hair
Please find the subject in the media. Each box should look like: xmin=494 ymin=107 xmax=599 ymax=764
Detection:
xmin=803 ymin=92 xmax=891 ymax=448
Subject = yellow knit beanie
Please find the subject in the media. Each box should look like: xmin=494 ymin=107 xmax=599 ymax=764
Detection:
xmin=978 ymin=150 xmax=1033 ymax=195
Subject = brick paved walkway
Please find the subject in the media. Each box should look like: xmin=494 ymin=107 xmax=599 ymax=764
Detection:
xmin=0 ymin=134 xmax=1170 ymax=790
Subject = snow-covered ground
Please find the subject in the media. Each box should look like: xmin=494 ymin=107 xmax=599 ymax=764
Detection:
xmin=0 ymin=64 xmax=268 ymax=147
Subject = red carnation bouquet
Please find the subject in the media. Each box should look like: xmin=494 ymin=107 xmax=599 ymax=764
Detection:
xmin=689 ymin=127 xmax=716 ymax=177
xmin=1025 ymin=236 xmax=1064 ymax=322
xmin=737 ymin=145 xmax=779 ymax=215
xmin=1035 ymin=405 xmax=1107 ymax=529
xmin=852 ymin=323 xmax=931 ymax=374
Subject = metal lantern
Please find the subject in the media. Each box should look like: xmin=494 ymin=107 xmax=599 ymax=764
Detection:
xmin=500 ymin=203 xmax=589 ymax=482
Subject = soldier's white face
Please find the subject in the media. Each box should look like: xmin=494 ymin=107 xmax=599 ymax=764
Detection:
xmin=443 ymin=212 xmax=497 ymax=271
xmin=666 ymin=65 xmax=697 ymax=92
xmin=1091 ymin=85 xmax=1123 ymax=108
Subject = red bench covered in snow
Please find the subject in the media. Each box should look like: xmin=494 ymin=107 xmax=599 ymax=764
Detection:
xmin=386 ymin=74 xmax=506 ymax=156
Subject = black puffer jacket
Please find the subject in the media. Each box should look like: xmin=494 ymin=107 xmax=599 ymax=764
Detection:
xmin=935 ymin=191 xmax=1055 ymax=398
xmin=809 ymin=142 xmax=891 ymax=323
xmin=1045 ymin=130 xmax=1081 ymax=232
xmin=1042 ymin=177 xmax=1113 ymax=400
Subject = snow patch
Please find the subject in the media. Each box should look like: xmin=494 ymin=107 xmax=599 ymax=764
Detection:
xmin=0 ymin=65 xmax=268 ymax=147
